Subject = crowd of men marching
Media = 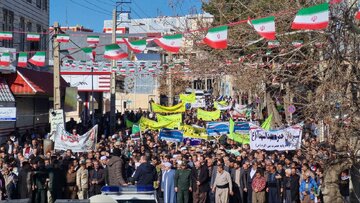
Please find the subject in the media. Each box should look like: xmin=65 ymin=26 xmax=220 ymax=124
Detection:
xmin=0 ymin=97 xmax=352 ymax=203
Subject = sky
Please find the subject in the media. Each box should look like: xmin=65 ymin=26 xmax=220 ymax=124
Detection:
xmin=50 ymin=0 xmax=203 ymax=32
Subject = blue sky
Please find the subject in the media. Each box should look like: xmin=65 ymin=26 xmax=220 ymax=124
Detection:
xmin=50 ymin=0 xmax=203 ymax=32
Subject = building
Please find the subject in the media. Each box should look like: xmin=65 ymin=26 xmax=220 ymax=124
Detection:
xmin=0 ymin=0 xmax=50 ymax=138
xmin=49 ymin=25 xmax=94 ymax=33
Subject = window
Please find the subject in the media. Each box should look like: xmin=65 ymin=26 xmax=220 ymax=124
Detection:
xmin=36 ymin=0 xmax=41 ymax=8
xmin=2 ymin=9 xmax=14 ymax=48
xmin=43 ymin=0 xmax=48 ymax=11
xmin=19 ymin=17 xmax=25 ymax=51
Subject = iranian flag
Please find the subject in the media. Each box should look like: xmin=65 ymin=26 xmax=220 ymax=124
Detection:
xmin=29 ymin=52 xmax=46 ymax=66
xmin=129 ymin=68 xmax=135 ymax=73
xmin=0 ymin=53 xmax=11 ymax=66
xmin=154 ymin=34 xmax=183 ymax=53
xmin=203 ymin=26 xmax=228 ymax=49
xmin=26 ymin=33 xmax=41 ymax=42
xmin=356 ymin=9 xmax=360 ymax=20
xmin=0 ymin=32 xmax=13 ymax=40
xmin=148 ymin=67 xmax=155 ymax=72
xmin=87 ymin=36 xmax=100 ymax=44
xmin=120 ymin=67 xmax=126 ymax=73
xmin=112 ymin=67 xmax=117 ymax=73
xmin=291 ymin=3 xmax=329 ymax=30
xmin=250 ymin=16 xmax=276 ymax=40
xmin=124 ymin=39 xmax=146 ymax=53
xmin=17 ymin=52 xmax=28 ymax=67
xmin=104 ymin=44 xmax=128 ymax=60
xmin=292 ymin=40 xmax=304 ymax=48
xmin=268 ymin=40 xmax=280 ymax=48
xmin=56 ymin=34 xmax=70 ymax=42
xmin=82 ymin=47 xmax=95 ymax=61
xmin=116 ymin=37 xmax=126 ymax=44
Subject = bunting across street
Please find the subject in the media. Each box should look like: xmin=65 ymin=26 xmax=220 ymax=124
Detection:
xmin=87 ymin=36 xmax=100 ymax=44
xmin=203 ymin=26 xmax=228 ymax=49
xmin=124 ymin=39 xmax=147 ymax=53
xmin=29 ymin=52 xmax=46 ymax=67
xmin=26 ymin=33 xmax=41 ymax=42
xmin=56 ymin=34 xmax=70 ymax=43
xmin=291 ymin=3 xmax=329 ymax=30
xmin=0 ymin=53 xmax=11 ymax=67
xmin=250 ymin=16 xmax=276 ymax=40
xmin=154 ymin=34 xmax=183 ymax=53
xmin=104 ymin=44 xmax=128 ymax=60
xmin=17 ymin=52 xmax=28 ymax=68
xmin=0 ymin=32 xmax=13 ymax=40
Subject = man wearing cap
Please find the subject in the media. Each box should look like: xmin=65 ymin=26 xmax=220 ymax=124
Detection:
xmin=212 ymin=164 xmax=233 ymax=203
xmin=175 ymin=162 xmax=192 ymax=203
xmin=161 ymin=162 xmax=176 ymax=203
xmin=76 ymin=159 xmax=88 ymax=199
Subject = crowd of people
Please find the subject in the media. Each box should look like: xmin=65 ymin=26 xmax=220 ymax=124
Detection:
xmin=1 ymin=98 xmax=352 ymax=203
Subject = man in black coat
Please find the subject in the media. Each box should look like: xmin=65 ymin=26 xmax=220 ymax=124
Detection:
xmin=133 ymin=155 xmax=157 ymax=186
xmin=191 ymin=159 xmax=209 ymax=203
xmin=89 ymin=160 xmax=105 ymax=197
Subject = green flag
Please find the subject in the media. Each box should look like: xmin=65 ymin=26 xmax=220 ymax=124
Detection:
xmin=125 ymin=119 xmax=134 ymax=128
xmin=261 ymin=114 xmax=273 ymax=130
xmin=228 ymin=118 xmax=250 ymax=144
xmin=132 ymin=124 xmax=140 ymax=134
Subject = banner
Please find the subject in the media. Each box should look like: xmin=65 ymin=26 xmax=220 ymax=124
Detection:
xmin=139 ymin=117 xmax=175 ymax=130
xmin=159 ymin=129 xmax=183 ymax=142
xmin=180 ymin=92 xmax=196 ymax=103
xmin=197 ymin=108 xmax=220 ymax=121
xmin=151 ymin=102 xmax=185 ymax=113
xmin=183 ymin=138 xmax=202 ymax=146
xmin=54 ymin=125 xmax=98 ymax=152
xmin=249 ymin=123 xmax=303 ymax=151
xmin=64 ymin=87 xmax=78 ymax=112
xmin=157 ymin=113 xmax=182 ymax=129
xmin=206 ymin=122 xmax=229 ymax=136
xmin=49 ymin=109 xmax=64 ymax=134
xmin=131 ymin=124 xmax=141 ymax=140
xmin=214 ymin=101 xmax=232 ymax=111
xmin=229 ymin=119 xmax=250 ymax=144
xmin=180 ymin=124 xmax=208 ymax=140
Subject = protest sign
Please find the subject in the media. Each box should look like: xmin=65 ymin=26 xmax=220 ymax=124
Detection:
xmin=206 ymin=122 xmax=229 ymax=136
xmin=139 ymin=117 xmax=175 ymax=130
xmin=54 ymin=125 xmax=98 ymax=152
xmin=180 ymin=124 xmax=208 ymax=140
xmin=249 ymin=123 xmax=302 ymax=151
xmin=151 ymin=102 xmax=185 ymax=113
xmin=49 ymin=109 xmax=64 ymax=134
xmin=197 ymin=108 xmax=220 ymax=121
xmin=159 ymin=129 xmax=183 ymax=142
xmin=157 ymin=113 xmax=182 ymax=129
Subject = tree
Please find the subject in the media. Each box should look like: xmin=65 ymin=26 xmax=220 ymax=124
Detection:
xmin=197 ymin=0 xmax=360 ymax=202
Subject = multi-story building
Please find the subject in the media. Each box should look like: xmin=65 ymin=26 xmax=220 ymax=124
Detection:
xmin=0 ymin=0 xmax=50 ymax=138
xmin=0 ymin=0 xmax=49 ymax=51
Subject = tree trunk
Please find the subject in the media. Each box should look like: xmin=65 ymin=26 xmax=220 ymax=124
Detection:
xmin=322 ymin=159 xmax=352 ymax=203
xmin=266 ymin=92 xmax=283 ymax=128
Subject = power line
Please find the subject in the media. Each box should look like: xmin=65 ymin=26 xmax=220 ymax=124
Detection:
xmin=69 ymin=0 xmax=110 ymax=16
xmin=97 ymin=0 xmax=116 ymax=7
xmin=83 ymin=0 xmax=112 ymax=13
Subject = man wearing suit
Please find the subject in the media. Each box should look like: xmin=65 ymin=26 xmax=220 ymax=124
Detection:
xmin=191 ymin=160 xmax=209 ymax=203
xmin=230 ymin=161 xmax=242 ymax=202
xmin=89 ymin=160 xmax=105 ymax=197
xmin=240 ymin=161 xmax=250 ymax=203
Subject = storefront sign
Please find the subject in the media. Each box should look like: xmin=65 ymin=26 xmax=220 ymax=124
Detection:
xmin=0 ymin=107 xmax=16 ymax=121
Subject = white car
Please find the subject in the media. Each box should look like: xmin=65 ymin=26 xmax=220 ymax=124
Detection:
xmin=90 ymin=186 xmax=158 ymax=203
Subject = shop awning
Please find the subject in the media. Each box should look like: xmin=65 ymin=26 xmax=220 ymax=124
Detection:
xmin=4 ymin=68 xmax=68 ymax=96
xmin=0 ymin=78 xmax=15 ymax=102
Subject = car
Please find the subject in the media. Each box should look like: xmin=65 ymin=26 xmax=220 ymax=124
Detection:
xmin=91 ymin=185 xmax=158 ymax=203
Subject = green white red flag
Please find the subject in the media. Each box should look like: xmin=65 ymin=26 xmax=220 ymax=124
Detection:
xmin=82 ymin=47 xmax=95 ymax=61
xmin=29 ymin=52 xmax=46 ymax=67
xmin=120 ymin=67 xmax=126 ymax=73
xmin=0 ymin=53 xmax=11 ymax=66
xmin=291 ymin=3 xmax=329 ymax=30
xmin=124 ymin=39 xmax=146 ymax=53
xmin=0 ymin=32 xmax=13 ymax=40
xmin=268 ymin=40 xmax=280 ymax=48
xmin=87 ymin=36 xmax=100 ymax=44
xmin=154 ymin=34 xmax=183 ymax=53
xmin=250 ymin=16 xmax=276 ymax=40
xmin=292 ymin=40 xmax=303 ymax=48
xmin=203 ymin=26 xmax=228 ymax=49
xmin=26 ymin=33 xmax=41 ymax=42
xmin=116 ymin=37 xmax=126 ymax=44
xmin=17 ymin=52 xmax=28 ymax=67
xmin=104 ymin=44 xmax=128 ymax=60
xmin=56 ymin=34 xmax=70 ymax=43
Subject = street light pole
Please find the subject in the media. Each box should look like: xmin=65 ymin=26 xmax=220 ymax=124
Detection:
xmin=53 ymin=22 xmax=61 ymax=110
xmin=110 ymin=8 xmax=117 ymax=135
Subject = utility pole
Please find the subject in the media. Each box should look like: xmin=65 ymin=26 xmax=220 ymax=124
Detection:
xmin=53 ymin=22 xmax=61 ymax=110
xmin=110 ymin=9 xmax=117 ymax=135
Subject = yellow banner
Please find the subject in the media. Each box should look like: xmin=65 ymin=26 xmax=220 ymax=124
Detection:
xmin=151 ymin=102 xmax=185 ymax=113
xmin=197 ymin=108 xmax=220 ymax=121
xmin=157 ymin=114 xmax=182 ymax=129
xmin=139 ymin=117 xmax=175 ymax=130
xmin=179 ymin=92 xmax=196 ymax=103
xmin=180 ymin=125 xmax=208 ymax=140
